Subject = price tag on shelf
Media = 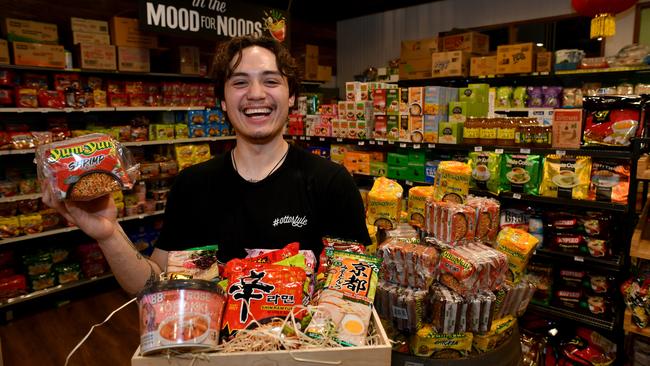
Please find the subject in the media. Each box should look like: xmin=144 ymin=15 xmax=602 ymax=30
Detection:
xmin=336 ymin=138 xmax=343 ymax=142
xmin=388 ymin=141 xmax=395 ymax=145
xmin=369 ymin=140 xmax=376 ymax=145
xmin=556 ymin=150 xmax=566 ymax=156
xmin=378 ymin=141 xmax=384 ymax=146
xmin=299 ymin=136 xmax=305 ymax=140
xmin=512 ymin=193 xmax=522 ymax=199
xmin=574 ymin=256 xmax=584 ymax=263
xmin=305 ymin=136 xmax=311 ymax=141
xmin=413 ymin=144 xmax=421 ymax=149
xmin=428 ymin=144 xmax=436 ymax=149
xmin=474 ymin=146 xmax=483 ymax=152
xmin=495 ymin=149 xmax=504 ymax=154
xmin=520 ymin=148 xmax=531 ymax=154
xmin=405 ymin=180 xmax=414 ymax=186
xmin=358 ymin=141 xmax=365 ymax=146
xmin=399 ymin=143 xmax=407 ymax=148
xmin=319 ymin=137 xmax=325 ymax=141
xmin=292 ymin=136 xmax=297 ymax=140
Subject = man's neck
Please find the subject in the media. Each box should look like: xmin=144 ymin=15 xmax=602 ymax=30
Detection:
xmin=232 ymin=136 xmax=289 ymax=180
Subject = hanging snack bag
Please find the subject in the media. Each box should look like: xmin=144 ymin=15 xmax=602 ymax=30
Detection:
xmin=583 ymin=95 xmax=643 ymax=146
xmin=366 ymin=177 xmax=403 ymax=230
xmin=588 ymin=160 xmax=629 ymax=203
xmin=468 ymin=152 xmax=501 ymax=194
xmin=408 ymin=186 xmax=434 ymax=227
xmin=500 ymin=154 xmax=541 ymax=195
xmin=222 ymin=261 xmax=306 ymax=337
xmin=36 ymin=133 xmax=138 ymax=201
xmin=434 ymin=161 xmax=471 ymax=203
xmin=539 ymin=155 xmax=592 ymax=200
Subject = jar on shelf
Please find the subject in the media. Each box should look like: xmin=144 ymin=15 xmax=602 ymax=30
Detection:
xmin=479 ymin=118 xmax=497 ymax=146
xmin=463 ymin=117 xmax=480 ymax=145
xmin=497 ymin=117 xmax=516 ymax=146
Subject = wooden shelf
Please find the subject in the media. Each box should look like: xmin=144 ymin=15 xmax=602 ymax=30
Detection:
xmin=0 ymin=193 xmax=42 ymax=203
xmin=624 ymin=309 xmax=650 ymax=337
xmin=631 ymin=201 xmax=650 ymax=260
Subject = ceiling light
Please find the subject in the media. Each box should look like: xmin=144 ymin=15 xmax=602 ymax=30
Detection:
xmin=536 ymin=42 xmax=544 ymax=47
xmin=597 ymin=37 xmax=603 ymax=41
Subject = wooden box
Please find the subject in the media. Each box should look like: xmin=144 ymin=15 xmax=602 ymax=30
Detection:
xmin=131 ymin=309 xmax=391 ymax=366
xmin=431 ymin=51 xmax=470 ymax=78
xmin=441 ymin=32 xmax=489 ymax=55
xmin=470 ymin=56 xmax=497 ymax=76
xmin=496 ymin=43 xmax=534 ymax=74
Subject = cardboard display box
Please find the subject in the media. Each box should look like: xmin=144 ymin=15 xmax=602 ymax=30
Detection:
xmin=536 ymin=51 xmax=553 ymax=73
xmin=72 ymin=31 xmax=111 ymax=45
xmin=431 ymin=51 xmax=470 ymax=78
xmin=179 ymin=46 xmax=200 ymax=75
xmin=0 ymin=39 xmax=9 ymax=65
xmin=110 ymin=17 xmax=158 ymax=49
xmin=71 ymin=17 xmax=109 ymax=34
xmin=75 ymin=44 xmax=116 ymax=70
xmin=400 ymin=37 xmax=439 ymax=59
xmin=496 ymin=43 xmax=535 ymax=74
xmin=399 ymin=57 xmax=432 ymax=80
xmin=118 ymin=47 xmax=150 ymax=72
xmin=470 ymin=55 xmax=497 ymax=76
xmin=12 ymin=41 xmax=65 ymax=68
xmin=131 ymin=310 xmax=391 ymax=366
xmin=441 ymin=31 xmax=489 ymax=55
xmin=552 ymin=109 xmax=583 ymax=149
xmin=304 ymin=44 xmax=319 ymax=80
xmin=2 ymin=18 xmax=58 ymax=44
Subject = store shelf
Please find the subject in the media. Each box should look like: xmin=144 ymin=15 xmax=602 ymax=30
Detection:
xmin=0 ymin=193 xmax=42 ymax=203
xmin=0 ymin=273 xmax=114 ymax=310
xmin=624 ymin=309 xmax=650 ymax=337
xmin=555 ymin=66 xmax=650 ymax=75
xmin=113 ymin=106 xmax=206 ymax=112
xmin=122 ymin=136 xmax=235 ymax=147
xmin=527 ymin=303 xmax=616 ymax=332
xmin=470 ymin=189 xmax=628 ymax=213
xmin=0 ymin=64 xmax=209 ymax=79
xmin=0 ymin=210 xmax=164 ymax=245
xmin=0 ymin=106 xmax=206 ymax=113
xmin=631 ymin=201 xmax=650 ymax=260
xmin=533 ymin=248 xmax=624 ymax=273
xmin=287 ymin=135 xmax=632 ymax=159
xmin=0 ymin=149 xmax=36 ymax=156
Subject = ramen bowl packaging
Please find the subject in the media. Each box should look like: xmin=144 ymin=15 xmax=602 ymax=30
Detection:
xmin=36 ymin=133 xmax=138 ymax=201
xmin=539 ymin=155 xmax=592 ymax=200
xmin=588 ymin=160 xmax=629 ymax=203
xmin=582 ymin=95 xmax=643 ymax=146
xmin=434 ymin=161 xmax=471 ymax=203
xmin=495 ymin=227 xmax=539 ymax=284
xmin=137 ymin=279 xmax=226 ymax=355
xmin=500 ymin=154 xmax=541 ymax=195
xmin=468 ymin=152 xmax=501 ymax=194
xmin=366 ymin=177 xmax=403 ymax=230
xmin=407 ymin=186 xmax=434 ymax=227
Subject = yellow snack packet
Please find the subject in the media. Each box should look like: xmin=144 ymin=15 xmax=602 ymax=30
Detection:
xmin=496 ymin=228 xmax=538 ymax=284
xmin=539 ymin=155 xmax=592 ymax=200
xmin=473 ymin=316 xmax=516 ymax=353
xmin=410 ymin=324 xmax=473 ymax=358
xmin=434 ymin=161 xmax=471 ymax=203
xmin=408 ymin=186 xmax=434 ymax=227
xmin=366 ymin=177 xmax=403 ymax=230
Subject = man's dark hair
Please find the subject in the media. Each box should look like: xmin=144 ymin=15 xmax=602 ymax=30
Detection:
xmin=212 ymin=36 xmax=300 ymax=101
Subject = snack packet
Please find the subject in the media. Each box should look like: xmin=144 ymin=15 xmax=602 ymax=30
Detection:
xmin=165 ymin=245 xmax=219 ymax=280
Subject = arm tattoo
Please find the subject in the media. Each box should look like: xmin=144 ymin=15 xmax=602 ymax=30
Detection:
xmin=118 ymin=228 xmax=157 ymax=288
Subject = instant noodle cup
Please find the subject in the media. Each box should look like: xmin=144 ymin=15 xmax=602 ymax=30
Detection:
xmin=137 ymin=279 xmax=226 ymax=355
xmin=36 ymin=133 xmax=138 ymax=201
xmin=433 ymin=161 xmax=471 ymax=203
xmin=366 ymin=177 xmax=403 ymax=230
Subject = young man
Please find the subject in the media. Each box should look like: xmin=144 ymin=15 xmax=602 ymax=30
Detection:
xmin=42 ymin=36 xmax=370 ymax=294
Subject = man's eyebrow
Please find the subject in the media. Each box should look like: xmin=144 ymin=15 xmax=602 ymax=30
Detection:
xmin=229 ymin=70 xmax=283 ymax=78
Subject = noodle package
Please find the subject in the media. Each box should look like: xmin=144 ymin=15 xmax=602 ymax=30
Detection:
xmin=36 ymin=133 xmax=138 ymax=201
xmin=468 ymin=152 xmax=501 ymax=194
xmin=408 ymin=186 xmax=434 ymax=227
xmin=539 ymin=155 xmax=592 ymax=200
xmin=500 ymin=154 xmax=540 ymax=195
xmin=434 ymin=161 xmax=471 ymax=203
xmin=366 ymin=177 xmax=403 ymax=230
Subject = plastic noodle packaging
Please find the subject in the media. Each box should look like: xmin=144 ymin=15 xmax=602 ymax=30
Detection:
xmin=165 ymin=245 xmax=220 ymax=280
xmin=433 ymin=161 xmax=471 ymax=203
xmin=407 ymin=186 xmax=434 ymax=228
xmin=495 ymin=227 xmax=539 ymax=284
xmin=366 ymin=177 xmax=403 ymax=230
xmin=378 ymin=238 xmax=440 ymax=289
xmin=36 ymin=133 xmax=139 ymax=201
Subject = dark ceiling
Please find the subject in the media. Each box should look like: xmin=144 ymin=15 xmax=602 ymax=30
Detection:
xmin=254 ymin=0 xmax=444 ymax=22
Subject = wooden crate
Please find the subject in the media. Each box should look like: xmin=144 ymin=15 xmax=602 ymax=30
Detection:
xmin=132 ymin=310 xmax=391 ymax=366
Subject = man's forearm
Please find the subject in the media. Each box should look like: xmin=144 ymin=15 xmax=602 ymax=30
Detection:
xmin=97 ymin=224 xmax=164 ymax=295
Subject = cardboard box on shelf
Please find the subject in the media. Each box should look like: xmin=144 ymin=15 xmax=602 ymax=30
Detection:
xmin=2 ymin=18 xmax=59 ymax=44
xmin=431 ymin=51 xmax=470 ymax=78
xmin=304 ymin=44 xmax=319 ymax=80
xmin=0 ymin=39 xmax=9 ymax=65
xmin=110 ymin=17 xmax=158 ymax=49
xmin=536 ymin=51 xmax=553 ymax=73
xmin=470 ymin=56 xmax=497 ymax=76
xmin=117 ymin=47 xmax=150 ymax=72
xmin=72 ymin=31 xmax=111 ymax=45
xmin=317 ymin=65 xmax=332 ymax=81
xmin=179 ymin=46 xmax=200 ymax=75
xmin=75 ymin=44 xmax=116 ymax=70
xmin=401 ymin=37 xmax=439 ymax=59
xmin=441 ymin=31 xmax=489 ymax=55
xmin=71 ymin=17 xmax=109 ymax=34
xmin=399 ymin=57 xmax=432 ymax=80
xmin=552 ymin=109 xmax=583 ymax=149
xmin=496 ymin=43 xmax=535 ymax=74
xmin=12 ymin=41 xmax=65 ymax=68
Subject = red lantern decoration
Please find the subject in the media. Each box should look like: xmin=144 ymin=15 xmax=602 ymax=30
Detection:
xmin=571 ymin=0 xmax=638 ymax=38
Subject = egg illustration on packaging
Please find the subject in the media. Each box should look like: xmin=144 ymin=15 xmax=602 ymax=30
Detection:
xmin=340 ymin=314 xmax=365 ymax=336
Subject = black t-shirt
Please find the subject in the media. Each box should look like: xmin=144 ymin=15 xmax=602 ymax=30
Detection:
xmin=156 ymin=145 xmax=370 ymax=261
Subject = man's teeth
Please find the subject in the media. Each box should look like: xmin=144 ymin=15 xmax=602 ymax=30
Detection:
xmin=244 ymin=108 xmax=272 ymax=115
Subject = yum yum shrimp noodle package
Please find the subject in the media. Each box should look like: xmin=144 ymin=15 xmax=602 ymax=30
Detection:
xmin=36 ymin=133 xmax=139 ymax=201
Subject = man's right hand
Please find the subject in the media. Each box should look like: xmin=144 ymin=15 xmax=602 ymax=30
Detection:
xmin=41 ymin=182 xmax=119 ymax=242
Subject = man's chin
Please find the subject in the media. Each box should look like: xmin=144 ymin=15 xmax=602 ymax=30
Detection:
xmin=238 ymin=129 xmax=283 ymax=144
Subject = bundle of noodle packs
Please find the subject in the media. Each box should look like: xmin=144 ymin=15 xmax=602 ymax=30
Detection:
xmin=433 ymin=161 xmax=471 ymax=204
xmin=366 ymin=177 xmax=403 ymax=230
xmin=408 ymin=186 xmax=434 ymax=228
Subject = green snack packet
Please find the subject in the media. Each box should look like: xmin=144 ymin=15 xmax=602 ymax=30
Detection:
xmin=500 ymin=154 xmax=541 ymax=195
xmin=469 ymin=152 xmax=501 ymax=194
xmin=512 ymin=86 xmax=527 ymax=108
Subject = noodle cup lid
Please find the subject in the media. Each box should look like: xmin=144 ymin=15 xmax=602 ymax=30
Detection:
xmin=137 ymin=279 xmax=225 ymax=301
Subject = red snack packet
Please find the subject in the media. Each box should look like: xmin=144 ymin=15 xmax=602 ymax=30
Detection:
xmin=222 ymin=242 xmax=300 ymax=279
xmin=222 ymin=260 xmax=305 ymax=337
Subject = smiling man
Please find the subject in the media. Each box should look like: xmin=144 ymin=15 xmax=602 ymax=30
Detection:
xmin=43 ymin=36 xmax=370 ymax=294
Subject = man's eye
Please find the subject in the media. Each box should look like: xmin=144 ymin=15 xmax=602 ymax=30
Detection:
xmin=231 ymin=80 xmax=248 ymax=87
xmin=265 ymin=79 xmax=281 ymax=86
